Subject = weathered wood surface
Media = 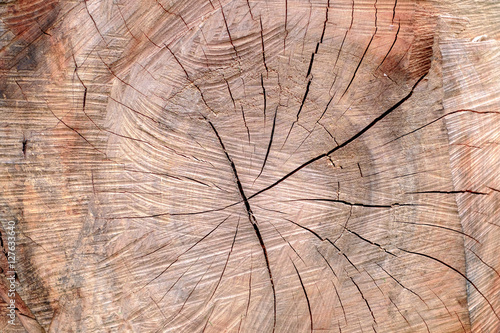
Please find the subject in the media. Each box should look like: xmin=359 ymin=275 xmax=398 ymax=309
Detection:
xmin=0 ymin=0 xmax=499 ymax=332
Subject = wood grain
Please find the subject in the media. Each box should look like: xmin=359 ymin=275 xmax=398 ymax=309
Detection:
xmin=0 ymin=0 xmax=498 ymax=332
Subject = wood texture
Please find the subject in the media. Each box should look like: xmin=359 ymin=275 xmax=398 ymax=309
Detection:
xmin=0 ymin=0 xmax=499 ymax=332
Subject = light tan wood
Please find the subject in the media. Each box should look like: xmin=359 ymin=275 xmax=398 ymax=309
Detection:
xmin=0 ymin=0 xmax=498 ymax=332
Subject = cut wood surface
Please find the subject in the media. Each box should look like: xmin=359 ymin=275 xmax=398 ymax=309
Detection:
xmin=0 ymin=0 xmax=499 ymax=332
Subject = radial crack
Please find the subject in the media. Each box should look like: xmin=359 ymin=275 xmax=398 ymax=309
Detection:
xmin=259 ymin=17 xmax=269 ymax=73
xmin=306 ymin=53 xmax=315 ymax=77
xmin=292 ymin=261 xmax=314 ymax=333
xmin=207 ymin=120 xmax=277 ymax=331
xmin=284 ymin=0 xmax=288 ymax=50
xmin=376 ymin=263 xmax=428 ymax=306
xmin=286 ymin=198 xmax=414 ymax=209
xmin=241 ymin=105 xmax=251 ymax=142
xmin=340 ymin=30 xmax=376 ymax=100
xmin=141 ymin=216 xmax=230 ymax=290
xmin=256 ymin=106 xmax=278 ymax=179
xmin=332 ymin=280 xmax=347 ymax=324
xmin=83 ymin=0 xmax=107 ymax=45
xmin=248 ymin=74 xmax=426 ymax=200
xmin=381 ymin=109 xmax=500 ymax=146
xmin=334 ymin=0 xmax=354 ymax=69
xmin=396 ymin=221 xmax=479 ymax=243
xmin=408 ymin=190 xmax=487 ymax=195
xmin=209 ymin=218 xmax=240 ymax=301
xmin=225 ymin=77 xmax=236 ymax=109
xmin=392 ymin=0 xmax=398 ymax=23
xmin=399 ymin=248 xmax=500 ymax=320
xmin=317 ymin=249 xmax=337 ymax=278
xmin=261 ymin=73 xmax=267 ymax=120
xmin=350 ymin=277 xmax=376 ymax=323
xmin=321 ymin=1 xmax=330 ymax=44
xmin=343 ymin=227 xmax=396 ymax=256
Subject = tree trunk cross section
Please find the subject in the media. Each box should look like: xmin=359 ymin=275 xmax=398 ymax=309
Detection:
xmin=0 ymin=0 xmax=498 ymax=332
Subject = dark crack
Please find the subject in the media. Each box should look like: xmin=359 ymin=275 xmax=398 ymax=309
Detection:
xmin=257 ymin=106 xmax=278 ymax=179
xmin=259 ymin=17 xmax=269 ymax=73
xmin=141 ymin=216 xmax=230 ymax=290
xmin=377 ymin=22 xmax=400 ymax=70
xmin=376 ymin=263 xmax=428 ymax=307
xmin=399 ymin=248 xmax=500 ymax=320
xmin=207 ymin=120 xmax=277 ymax=332
xmin=292 ymin=261 xmax=313 ymax=333
xmin=261 ymin=73 xmax=267 ymax=120
xmin=351 ymin=277 xmax=376 ymax=323
xmin=248 ymin=74 xmax=426 ymax=200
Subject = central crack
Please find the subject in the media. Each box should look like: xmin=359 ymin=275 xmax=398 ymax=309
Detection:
xmin=208 ymin=120 xmax=277 ymax=332
xmin=248 ymin=73 xmax=427 ymax=200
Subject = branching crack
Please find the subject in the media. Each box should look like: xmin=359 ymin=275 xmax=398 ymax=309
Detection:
xmin=248 ymin=74 xmax=426 ymax=200
xmin=207 ymin=120 xmax=277 ymax=332
xmin=328 ymin=239 xmax=360 ymax=272
xmin=98 ymin=53 xmax=146 ymax=97
xmin=343 ymin=227 xmax=396 ymax=256
xmin=283 ymin=216 xmax=364 ymax=273
xmin=155 ymin=0 xmax=188 ymax=28
xmin=283 ymin=79 xmax=312 ymax=146
xmin=219 ymin=0 xmax=239 ymax=59
xmin=165 ymin=44 xmax=216 ymax=114
xmin=468 ymin=248 xmax=500 ymax=279
xmin=47 ymin=104 xmax=106 ymax=157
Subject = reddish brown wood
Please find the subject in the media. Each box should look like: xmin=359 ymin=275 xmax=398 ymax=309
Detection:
xmin=0 ymin=0 xmax=499 ymax=332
